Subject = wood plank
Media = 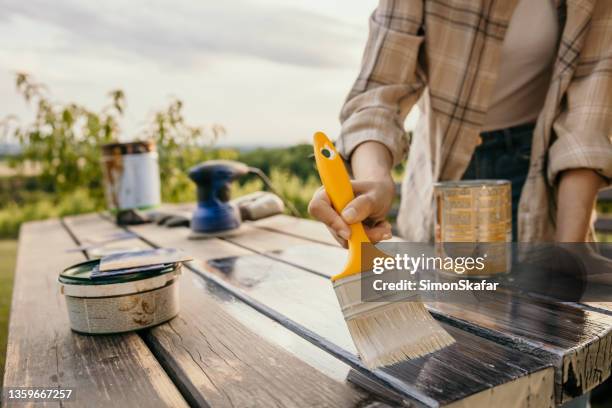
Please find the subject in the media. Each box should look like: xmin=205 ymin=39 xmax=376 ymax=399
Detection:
xmin=64 ymin=214 xmax=382 ymax=408
xmin=248 ymin=217 xmax=612 ymax=404
xmin=251 ymin=214 xmax=340 ymax=246
xmin=251 ymin=215 xmax=406 ymax=246
xmin=2 ymin=219 xmax=188 ymax=408
xmin=225 ymin=224 xmax=324 ymax=253
xmin=128 ymin=219 xmax=555 ymax=407
xmin=595 ymin=215 xmax=612 ymax=234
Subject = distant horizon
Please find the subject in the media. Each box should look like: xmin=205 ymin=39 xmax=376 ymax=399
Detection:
xmin=0 ymin=140 xmax=309 ymax=154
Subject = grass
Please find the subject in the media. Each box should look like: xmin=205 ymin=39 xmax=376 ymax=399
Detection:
xmin=0 ymin=188 xmax=102 ymax=239
xmin=0 ymin=239 xmax=17 ymax=386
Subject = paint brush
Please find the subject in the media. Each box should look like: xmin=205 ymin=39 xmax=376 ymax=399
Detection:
xmin=312 ymin=131 xmax=455 ymax=368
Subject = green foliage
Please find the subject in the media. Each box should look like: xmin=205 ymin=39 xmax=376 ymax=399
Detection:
xmin=238 ymin=144 xmax=317 ymax=183
xmin=233 ymin=145 xmax=320 ymax=216
xmin=0 ymin=188 xmax=100 ymax=238
xmin=230 ymin=169 xmax=320 ymax=217
xmin=2 ymin=73 xmax=226 ymax=208
xmin=0 ymin=73 xmax=322 ymax=237
xmin=5 ymin=73 xmax=123 ymax=204
xmin=138 ymin=99 xmax=229 ymax=202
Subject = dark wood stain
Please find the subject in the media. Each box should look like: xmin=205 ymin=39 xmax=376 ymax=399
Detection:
xmin=247 ymin=216 xmax=612 ymax=404
xmin=204 ymin=255 xmax=553 ymax=406
xmin=125 ymin=216 xmax=555 ymax=407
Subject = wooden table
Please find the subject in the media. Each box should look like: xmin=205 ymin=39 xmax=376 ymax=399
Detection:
xmin=4 ymin=207 xmax=612 ymax=407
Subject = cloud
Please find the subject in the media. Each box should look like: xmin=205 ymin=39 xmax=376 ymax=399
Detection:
xmin=3 ymin=0 xmax=363 ymax=68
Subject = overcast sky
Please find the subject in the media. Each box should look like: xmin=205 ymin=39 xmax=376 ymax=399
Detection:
xmin=1 ymin=0 xmax=383 ymax=146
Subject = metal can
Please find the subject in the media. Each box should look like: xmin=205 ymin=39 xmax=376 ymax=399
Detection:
xmin=434 ymin=180 xmax=511 ymax=276
xmin=59 ymin=259 xmax=181 ymax=334
xmin=101 ymin=140 xmax=161 ymax=212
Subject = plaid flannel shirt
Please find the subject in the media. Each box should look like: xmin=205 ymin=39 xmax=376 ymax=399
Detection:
xmin=336 ymin=0 xmax=612 ymax=242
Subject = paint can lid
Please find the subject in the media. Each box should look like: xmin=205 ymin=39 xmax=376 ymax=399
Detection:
xmin=59 ymin=259 xmax=181 ymax=298
xmin=434 ymin=179 xmax=511 ymax=189
xmin=101 ymin=140 xmax=156 ymax=155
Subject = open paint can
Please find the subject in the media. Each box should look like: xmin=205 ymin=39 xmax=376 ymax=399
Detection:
xmin=59 ymin=259 xmax=181 ymax=334
xmin=434 ymin=180 xmax=511 ymax=276
xmin=101 ymin=140 xmax=161 ymax=212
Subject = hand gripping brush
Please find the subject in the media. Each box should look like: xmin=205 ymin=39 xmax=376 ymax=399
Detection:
xmin=312 ymin=131 xmax=455 ymax=368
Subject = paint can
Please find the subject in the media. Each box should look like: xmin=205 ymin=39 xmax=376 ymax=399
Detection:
xmin=101 ymin=140 xmax=161 ymax=213
xmin=59 ymin=259 xmax=181 ymax=334
xmin=434 ymin=180 xmax=511 ymax=276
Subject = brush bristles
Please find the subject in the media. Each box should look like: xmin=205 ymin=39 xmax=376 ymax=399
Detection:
xmin=346 ymin=302 xmax=455 ymax=369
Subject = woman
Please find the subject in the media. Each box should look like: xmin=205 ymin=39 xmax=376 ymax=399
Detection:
xmin=309 ymin=0 xmax=611 ymax=246
xmin=309 ymin=1 xmax=611 ymax=406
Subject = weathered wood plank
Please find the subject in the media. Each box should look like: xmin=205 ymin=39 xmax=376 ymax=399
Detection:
xmin=248 ymin=217 xmax=612 ymax=404
xmin=65 ymin=214 xmax=381 ymax=408
xmin=128 ymin=219 xmax=555 ymax=407
xmin=251 ymin=214 xmax=340 ymax=246
xmin=2 ymin=219 xmax=188 ymax=408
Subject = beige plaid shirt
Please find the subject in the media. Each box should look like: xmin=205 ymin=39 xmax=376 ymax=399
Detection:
xmin=337 ymin=0 xmax=612 ymax=242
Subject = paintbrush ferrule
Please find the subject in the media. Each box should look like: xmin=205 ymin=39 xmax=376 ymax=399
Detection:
xmin=333 ymin=272 xmax=422 ymax=320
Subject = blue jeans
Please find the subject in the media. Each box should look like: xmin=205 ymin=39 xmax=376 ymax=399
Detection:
xmin=463 ymin=123 xmax=593 ymax=407
xmin=461 ymin=123 xmax=534 ymax=242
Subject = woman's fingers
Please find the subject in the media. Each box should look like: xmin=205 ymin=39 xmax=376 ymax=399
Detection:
xmin=326 ymin=226 xmax=348 ymax=248
xmin=341 ymin=193 xmax=374 ymax=224
xmin=342 ymin=179 xmax=394 ymax=224
xmin=364 ymin=220 xmax=393 ymax=243
xmin=308 ymin=187 xmax=351 ymax=240
xmin=309 ymin=181 xmax=394 ymax=245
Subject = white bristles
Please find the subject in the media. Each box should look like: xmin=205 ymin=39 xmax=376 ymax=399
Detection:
xmin=344 ymin=301 xmax=455 ymax=369
xmin=332 ymin=267 xmax=455 ymax=368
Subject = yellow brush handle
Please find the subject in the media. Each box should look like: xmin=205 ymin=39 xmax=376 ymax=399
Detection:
xmin=312 ymin=132 xmax=370 ymax=281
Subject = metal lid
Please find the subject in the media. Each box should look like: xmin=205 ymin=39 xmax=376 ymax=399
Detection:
xmin=59 ymin=259 xmax=181 ymax=298
xmin=434 ymin=179 xmax=510 ymax=188
xmin=102 ymin=140 xmax=156 ymax=155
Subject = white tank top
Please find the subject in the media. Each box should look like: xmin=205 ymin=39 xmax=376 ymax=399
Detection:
xmin=482 ymin=0 xmax=560 ymax=131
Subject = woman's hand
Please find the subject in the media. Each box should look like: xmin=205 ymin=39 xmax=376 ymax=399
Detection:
xmin=308 ymin=178 xmax=395 ymax=247
xmin=555 ymin=168 xmax=606 ymax=242
xmin=308 ymin=140 xmax=396 ymax=247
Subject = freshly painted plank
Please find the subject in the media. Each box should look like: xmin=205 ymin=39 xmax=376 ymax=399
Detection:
xmin=128 ymin=219 xmax=555 ymax=407
xmin=3 ymin=219 xmax=188 ymax=408
xmin=65 ymin=214 xmax=382 ymax=408
xmin=247 ymin=218 xmax=612 ymax=404
xmin=205 ymin=255 xmax=555 ymax=405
